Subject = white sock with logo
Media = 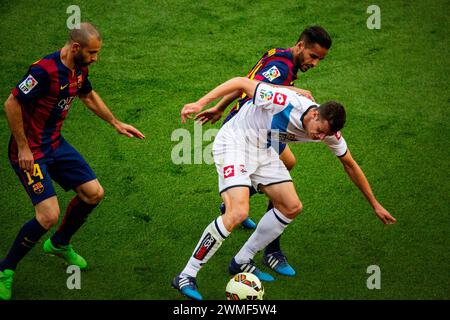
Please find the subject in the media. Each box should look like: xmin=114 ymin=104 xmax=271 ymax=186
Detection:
xmin=234 ymin=208 xmax=292 ymax=264
xmin=181 ymin=216 xmax=230 ymax=278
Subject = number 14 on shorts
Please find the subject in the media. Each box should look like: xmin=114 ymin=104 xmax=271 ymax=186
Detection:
xmin=24 ymin=164 xmax=44 ymax=185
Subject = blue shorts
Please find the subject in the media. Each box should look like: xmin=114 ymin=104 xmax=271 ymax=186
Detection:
xmin=11 ymin=138 xmax=96 ymax=206
xmin=223 ymin=109 xmax=287 ymax=155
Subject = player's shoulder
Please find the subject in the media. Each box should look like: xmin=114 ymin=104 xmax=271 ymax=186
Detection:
xmin=264 ymin=48 xmax=291 ymax=58
xmin=30 ymin=51 xmax=61 ymax=74
xmin=264 ymin=48 xmax=293 ymax=64
xmin=273 ymin=48 xmax=293 ymax=59
xmin=256 ymin=48 xmax=293 ymax=83
xmin=261 ymin=48 xmax=294 ymax=78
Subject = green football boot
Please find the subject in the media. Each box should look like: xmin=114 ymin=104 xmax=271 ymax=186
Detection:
xmin=43 ymin=239 xmax=88 ymax=269
xmin=0 ymin=269 xmax=14 ymax=300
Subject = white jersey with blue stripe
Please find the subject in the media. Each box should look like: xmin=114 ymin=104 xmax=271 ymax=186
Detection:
xmin=216 ymin=82 xmax=348 ymax=157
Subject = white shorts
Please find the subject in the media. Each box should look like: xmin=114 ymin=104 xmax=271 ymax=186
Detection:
xmin=213 ymin=140 xmax=292 ymax=194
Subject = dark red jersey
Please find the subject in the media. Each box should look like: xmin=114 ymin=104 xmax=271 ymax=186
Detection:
xmin=236 ymin=48 xmax=298 ymax=110
xmin=9 ymin=50 xmax=92 ymax=162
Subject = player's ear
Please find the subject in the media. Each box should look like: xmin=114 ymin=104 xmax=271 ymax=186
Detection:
xmin=71 ymin=42 xmax=81 ymax=53
xmin=297 ymin=40 xmax=305 ymax=51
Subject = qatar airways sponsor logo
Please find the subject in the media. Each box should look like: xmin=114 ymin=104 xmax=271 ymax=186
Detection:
xmin=57 ymin=96 xmax=76 ymax=111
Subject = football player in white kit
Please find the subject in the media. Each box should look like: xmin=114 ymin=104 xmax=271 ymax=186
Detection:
xmin=173 ymin=77 xmax=396 ymax=300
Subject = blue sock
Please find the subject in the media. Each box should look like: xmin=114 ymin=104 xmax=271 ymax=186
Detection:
xmin=0 ymin=218 xmax=48 ymax=271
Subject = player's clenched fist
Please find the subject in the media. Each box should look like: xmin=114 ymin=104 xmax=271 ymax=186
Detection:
xmin=181 ymin=102 xmax=203 ymax=123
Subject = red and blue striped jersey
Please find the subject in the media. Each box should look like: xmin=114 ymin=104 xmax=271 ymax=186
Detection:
xmin=234 ymin=48 xmax=298 ymax=111
xmin=9 ymin=50 xmax=92 ymax=162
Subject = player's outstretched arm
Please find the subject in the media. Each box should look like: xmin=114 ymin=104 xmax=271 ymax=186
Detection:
xmin=4 ymin=94 xmax=34 ymax=172
xmin=283 ymin=87 xmax=315 ymax=101
xmin=267 ymin=84 xmax=316 ymax=102
xmin=181 ymin=77 xmax=258 ymax=123
xmin=194 ymin=90 xmax=242 ymax=125
xmin=79 ymin=90 xmax=145 ymax=139
xmin=338 ymin=149 xmax=397 ymax=224
xmin=194 ymin=85 xmax=316 ymax=125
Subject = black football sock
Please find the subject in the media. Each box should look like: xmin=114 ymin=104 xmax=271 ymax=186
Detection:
xmin=50 ymin=196 xmax=97 ymax=247
xmin=264 ymin=201 xmax=282 ymax=255
xmin=0 ymin=217 xmax=48 ymax=271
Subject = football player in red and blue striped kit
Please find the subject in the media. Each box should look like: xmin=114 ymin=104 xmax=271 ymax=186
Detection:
xmin=194 ymin=26 xmax=331 ymax=279
xmin=0 ymin=23 xmax=145 ymax=300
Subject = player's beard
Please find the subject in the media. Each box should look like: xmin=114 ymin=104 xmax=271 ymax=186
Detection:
xmin=296 ymin=50 xmax=314 ymax=73
xmin=74 ymin=51 xmax=91 ymax=67
xmin=300 ymin=64 xmax=313 ymax=72
xmin=296 ymin=52 xmax=307 ymax=73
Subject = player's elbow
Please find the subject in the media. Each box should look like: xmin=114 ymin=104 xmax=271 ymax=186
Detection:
xmin=78 ymin=90 xmax=95 ymax=104
xmin=232 ymin=77 xmax=256 ymax=98
xmin=231 ymin=77 xmax=252 ymax=86
xmin=78 ymin=93 xmax=90 ymax=104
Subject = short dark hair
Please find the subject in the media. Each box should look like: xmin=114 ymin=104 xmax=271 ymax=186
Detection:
xmin=319 ymin=101 xmax=346 ymax=133
xmin=298 ymin=26 xmax=332 ymax=49
xmin=68 ymin=22 xmax=102 ymax=47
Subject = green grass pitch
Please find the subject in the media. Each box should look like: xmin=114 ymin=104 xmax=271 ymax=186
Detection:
xmin=0 ymin=0 xmax=449 ymax=300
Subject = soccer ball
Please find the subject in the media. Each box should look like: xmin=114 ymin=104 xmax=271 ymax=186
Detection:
xmin=225 ymin=273 xmax=264 ymax=300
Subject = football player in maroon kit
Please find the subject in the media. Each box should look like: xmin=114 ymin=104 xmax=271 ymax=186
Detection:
xmin=0 ymin=22 xmax=144 ymax=300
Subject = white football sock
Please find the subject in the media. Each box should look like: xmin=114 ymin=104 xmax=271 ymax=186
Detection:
xmin=234 ymin=208 xmax=292 ymax=264
xmin=181 ymin=216 xmax=230 ymax=278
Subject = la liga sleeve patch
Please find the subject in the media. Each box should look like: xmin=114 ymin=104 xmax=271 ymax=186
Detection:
xmin=18 ymin=74 xmax=39 ymax=94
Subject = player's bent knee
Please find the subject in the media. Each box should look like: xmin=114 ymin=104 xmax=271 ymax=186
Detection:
xmin=80 ymin=185 xmax=104 ymax=205
xmin=36 ymin=209 xmax=60 ymax=229
xmin=234 ymin=210 xmax=249 ymax=224
xmin=281 ymin=201 xmax=303 ymax=220
xmin=94 ymin=185 xmax=105 ymax=202
xmin=225 ymin=209 xmax=249 ymax=229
